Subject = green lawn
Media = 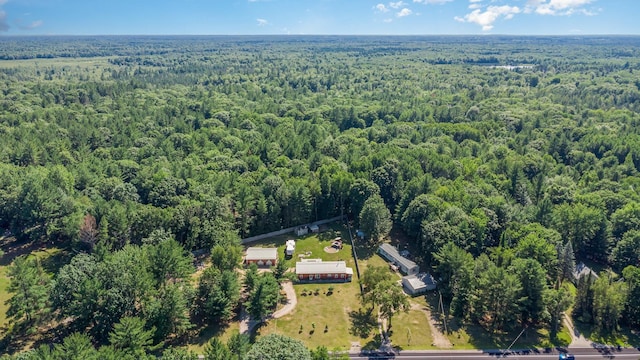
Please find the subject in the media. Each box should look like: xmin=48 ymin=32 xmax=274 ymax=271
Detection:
xmin=249 ymin=223 xmax=382 ymax=350
xmin=421 ymin=292 xmax=571 ymax=350
xmin=388 ymin=300 xmax=437 ymax=351
xmin=187 ymin=321 xmax=240 ymax=353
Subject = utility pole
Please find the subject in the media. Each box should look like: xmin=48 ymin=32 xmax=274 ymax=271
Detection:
xmin=439 ymin=291 xmax=448 ymax=334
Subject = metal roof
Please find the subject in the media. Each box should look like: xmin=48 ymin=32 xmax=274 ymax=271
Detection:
xmin=245 ymin=247 xmax=278 ymax=261
xmin=296 ymin=260 xmax=351 ymax=275
xmin=379 ymin=243 xmax=418 ymax=270
xmin=402 ymin=273 xmax=436 ymax=290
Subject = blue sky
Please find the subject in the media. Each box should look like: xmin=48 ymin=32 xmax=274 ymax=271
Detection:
xmin=0 ymin=0 xmax=637 ymax=36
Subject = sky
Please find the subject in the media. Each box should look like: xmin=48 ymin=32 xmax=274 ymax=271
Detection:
xmin=0 ymin=0 xmax=637 ymax=36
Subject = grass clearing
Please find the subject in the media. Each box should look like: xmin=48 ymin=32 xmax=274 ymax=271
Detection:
xmin=187 ymin=321 xmax=240 ymax=353
xmin=251 ymin=223 xmax=381 ymax=350
xmin=256 ymin=281 xmax=378 ymax=350
xmin=389 ymin=300 xmax=437 ymax=351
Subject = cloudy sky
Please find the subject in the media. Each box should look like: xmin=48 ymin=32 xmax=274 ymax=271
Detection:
xmin=0 ymin=0 xmax=636 ymax=36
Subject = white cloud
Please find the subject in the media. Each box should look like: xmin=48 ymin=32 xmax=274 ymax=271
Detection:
xmin=397 ymin=8 xmax=413 ymax=17
xmin=17 ymin=19 xmax=43 ymax=30
xmin=389 ymin=1 xmax=406 ymax=9
xmin=375 ymin=3 xmax=390 ymax=12
xmin=256 ymin=18 xmax=268 ymax=26
xmin=469 ymin=3 xmax=482 ymax=9
xmin=413 ymin=0 xmax=453 ymax=4
xmin=525 ymin=0 xmax=596 ymax=16
xmin=383 ymin=18 xmax=393 ymax=23
xmin=455 ymin=5 xmax=520 ymax=31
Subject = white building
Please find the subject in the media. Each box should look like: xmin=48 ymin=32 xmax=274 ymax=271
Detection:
xmin=378 ymin=243 xmax=419 ymax=275
xmin=402 ymin=273 xmax=437 ymax=296
xmin=285 ymin=239 xmax=296 ymax=256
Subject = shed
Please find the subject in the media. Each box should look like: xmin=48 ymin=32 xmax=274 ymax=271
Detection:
xmin=296 ymin=259 xmax=353 ymax=282
xmin=402 ymin=273 xmax=436 ymax=295
xmin=295 ymin=226 xmax=308 ymax=236
xmin=378 ymin=243 xmax=419 ymax=275
xmin=245 ymin=247 xmax=278 ymax=267
xmin=309 ymin=224 xmax=320 ymax=233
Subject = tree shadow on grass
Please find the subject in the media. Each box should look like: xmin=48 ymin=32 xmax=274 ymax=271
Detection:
xmin=349 ymin=308 xmax=378 ymax=339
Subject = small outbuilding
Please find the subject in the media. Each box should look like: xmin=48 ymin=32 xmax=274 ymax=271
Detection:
xmin=285 ymin=239 xmax=296 ymax=257
xmin=402 ymin=273 xmax=437 ymax=296
xmin=378 ymin=243 xmax=419 ymax=275
xmin=245 ymin=247 xmax=278 ymax=267
xmin=296 ymin=259 xmax=353 ymax=282
xmin=295 ymin=226 xmax=309 ymax=236
xmin=309 ymin=224 xmax=320 ymax=233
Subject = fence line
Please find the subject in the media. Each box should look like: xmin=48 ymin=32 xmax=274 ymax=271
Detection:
xmin=240 ymin=216 xmax=345 ymax=244
xmin=346 ymin=219 xmax=364 ymax=295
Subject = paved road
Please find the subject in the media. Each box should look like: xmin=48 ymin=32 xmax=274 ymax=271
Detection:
xmin=349 ymin=347 xmax=640 ymax=360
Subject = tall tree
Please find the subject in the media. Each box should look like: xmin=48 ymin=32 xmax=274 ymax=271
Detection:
xmin=52 ymin=333 xmax=97 ymax=360
xmin=246 ymin=272 xmax=280 ymax=320
xmin=146 ymin=237 xmax=194 ymax=286
xmin=592 ymin=272 xmax=627 ymax=332
xmin=227 ymin=331 xmax=251 ymax=360
xmin=622 ymin=265 xmax=640 ymax=328
xmin=245 ymin=334 xmax=311 ymax=360
xmin=511 ymin=258 xmax=548 ymax=324
xmin=358 ymin=194 xmax=392 ymax=244
xmin=109 ymin=317 xmax=156 ymax=358
xmin=195 ymin=268 xmax=240 ymax=323
xmin=6 ymin=255 xmax=51 ymax=327
xmin=145 ymin=282 xmax=193 ymax=341
xmin=545 ymin=284 xmax=574 ymax=337
xmin=204 ymin=338 xmax=232 ymax=360
xmin=210 ymin=243 xmax=242 ymax=271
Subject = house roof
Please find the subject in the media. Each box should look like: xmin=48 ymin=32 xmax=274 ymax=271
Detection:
xmin=574 ymin=262 xmax=598 ymax=280
xmin=402 ymin=273 xmax=436 ymax=290
xmin=245 ymin=247 xmax=278 ymax=261
xmin=379 ymin=243 xmax=418 ymax=270
xmin=296 ymin=259 xmax=352 ymax=275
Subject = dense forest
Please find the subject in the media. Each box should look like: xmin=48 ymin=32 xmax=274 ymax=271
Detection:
xmin=2 ymin=35 xmax=640 ymax=358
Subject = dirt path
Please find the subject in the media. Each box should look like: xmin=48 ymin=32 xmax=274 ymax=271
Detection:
xmin=272 ymin=280 xmax=297 ymax=319
xmin=411 ymin=302 xmax=452 ymax=348
xmin=239 ymin=281 xmax=297 ymax=334
xmin=563 ymin=312 xmax=592 ymax=348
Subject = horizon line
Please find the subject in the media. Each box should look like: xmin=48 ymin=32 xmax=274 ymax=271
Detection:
xmin=2 ymin=33 xmax=640 ymax=37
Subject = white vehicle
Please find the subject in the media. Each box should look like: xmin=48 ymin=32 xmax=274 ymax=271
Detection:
xmin=285 ymin=239 xmax=296 ymax=256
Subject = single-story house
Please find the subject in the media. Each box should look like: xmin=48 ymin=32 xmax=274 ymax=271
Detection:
xmin=309 ymin=224 xmax=320 ymax=233
xmin=245 ymin=247 xmax=278 ymax=267
xmin=285 ymin=239 xmax=296 ymax=256
xmin=574 ymin=262 xmax=598 ymax=282
xmin=378 ymin=243 xmax=419 ymax=275
xmin=402 ymin=273 xmax=437 ymax=296
xmin=296 ymin=259 xmax=353 ymax=282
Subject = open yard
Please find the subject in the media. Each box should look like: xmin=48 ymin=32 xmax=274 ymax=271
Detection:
xmin=244 ymin=222 xmax=382 ymax=350
xmin=421 ymin=292 xmax=572 ymax=350
xmin=388 ymin=299 xmax=437 ymax=351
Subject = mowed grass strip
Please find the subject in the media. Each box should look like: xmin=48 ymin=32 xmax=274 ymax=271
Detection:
xmin=388 ymin=305 xmax=436 ymax=351
xmin=256 ymin=281 xmax=377 ymax=350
